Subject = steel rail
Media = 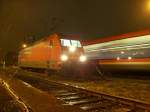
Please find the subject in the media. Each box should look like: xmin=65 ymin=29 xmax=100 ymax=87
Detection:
xmin=16 ymin=73 xmax=150 ymax=111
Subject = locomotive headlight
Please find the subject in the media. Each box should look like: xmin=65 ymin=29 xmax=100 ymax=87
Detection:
xmin=61 ymin=54 xmax=68 ymax=61
xmin=69 ymin=46 xmax=76 ymax=52
xmin=79 ymin=55 xmax=87 ymax=62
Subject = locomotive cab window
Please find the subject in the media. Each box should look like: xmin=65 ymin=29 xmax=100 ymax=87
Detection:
xmin=61 ymin=39 xmax=81 ymax=47
xmin=71 ymin=40 xmax=81 ymax=47
xmin=61 ymin=39 xmax=71 ymax=46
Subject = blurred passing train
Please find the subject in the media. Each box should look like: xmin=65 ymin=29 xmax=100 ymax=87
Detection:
xmin=83 ymin=30 xmax=150 ymax=73
xmin=18 ymin=34 xmax=86 ymax=71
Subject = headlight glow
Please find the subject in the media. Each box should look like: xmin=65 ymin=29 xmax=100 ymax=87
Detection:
xmin=61 ymin=54 xmax=68 ymax=61
xmin=79 ymin=55 xmax=87 ymax=62
xmin=69 ymin=46 xmax=76 ymax=52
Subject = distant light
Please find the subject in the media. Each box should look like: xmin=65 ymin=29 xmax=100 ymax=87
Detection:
xmin=69 ymin=46 xmax=76 ymax=52
xmin=22 ymin=44 xmax=27 ymax=48
xmin=128 ymin=56 xmax=132 ymax=60
xmin=117 ymin=57 xmax=120 ymax=60
xmin=146 ymin=0 xmax=150 ymax=11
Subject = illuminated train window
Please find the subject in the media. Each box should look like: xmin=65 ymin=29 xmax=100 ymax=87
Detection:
xmin=71 ymin=40 xmax=81 ymax=47
xmin=61 ymin=39 xmax=71 ymax=46
xmin=61 ymin=39 xmax=81 ymax=47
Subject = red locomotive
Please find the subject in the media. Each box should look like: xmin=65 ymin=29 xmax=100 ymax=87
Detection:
xmin=18 ymin=34 xmax=86 ymax=71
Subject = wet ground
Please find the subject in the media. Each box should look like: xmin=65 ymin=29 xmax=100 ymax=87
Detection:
xmin=0 ymin=79 xmax=24 ymax=112
xmin=0 ymin=69 xmax=84 ymax=112
xmin=0 ymin=67 xmax=150 ymax=111
xmin=13 ymin=68 xmax=150 ymax=104
xmin=48 ymin=76 xmax=150 ymax=104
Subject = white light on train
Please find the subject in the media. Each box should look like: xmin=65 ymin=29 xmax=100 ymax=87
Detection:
xmin=79 ymin=55 xmax=87 ymax=62
xmin=61 ymin=54 xmax=68 ymax=61
xmin=69 ymin=46 xmax=76 ymax=52
xmin=128 ymin=56 xmax=132 ymax=60
xmin=117 ymin=57 xmax=120 ymax=60
xmin=121 ymin=51 xmax=125 ymax=54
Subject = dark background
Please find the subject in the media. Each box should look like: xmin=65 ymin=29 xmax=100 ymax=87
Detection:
xmin=0 ymin=0 xmax=150 ymax=52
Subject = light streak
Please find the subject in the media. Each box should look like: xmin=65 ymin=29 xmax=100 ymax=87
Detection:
xmin=86 ymin=43 xmax=150 ymax=52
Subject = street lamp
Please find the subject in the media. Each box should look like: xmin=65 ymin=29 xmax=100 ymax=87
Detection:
xmin=22 ymin=44 xmax=27 ymax=48
xmin=146 ymin=0 xmax=150 ymax=11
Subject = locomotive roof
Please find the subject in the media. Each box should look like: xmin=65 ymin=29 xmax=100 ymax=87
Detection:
xmin=21 ymin=33 xmax=82 ymax=50
xmin=34 ymin=33 xmax=81 ymax=43
xmin=82 ymin=29 xmax=150 ymax=46
xmin=58 ymin=33 xmax=81 ymax=40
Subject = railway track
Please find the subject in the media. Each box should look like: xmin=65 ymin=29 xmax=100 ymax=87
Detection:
xmin=15 ymin=74 xmax=150 ymax=112
xmin=0 ymin=78 xmax=31 ymax=112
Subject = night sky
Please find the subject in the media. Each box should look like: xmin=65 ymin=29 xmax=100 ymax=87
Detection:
xmin=0 ymin=0 xmax=150 ymax=52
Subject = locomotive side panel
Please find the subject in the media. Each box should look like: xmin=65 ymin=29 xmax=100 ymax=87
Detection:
xmin=18 ymin=34 xmax=62 ymax=70
xmin=19 ymin=42 xmax=49 ymax=69
xmin=46 ymin=34 xmax=62 ymax=69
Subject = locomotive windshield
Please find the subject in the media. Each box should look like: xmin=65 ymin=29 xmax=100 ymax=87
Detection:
xmin=61 ymin=39 xmax=81 ymax=47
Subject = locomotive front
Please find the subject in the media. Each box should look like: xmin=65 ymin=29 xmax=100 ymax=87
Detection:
xmin=60 ymin=38 xmax=86 ymax=64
